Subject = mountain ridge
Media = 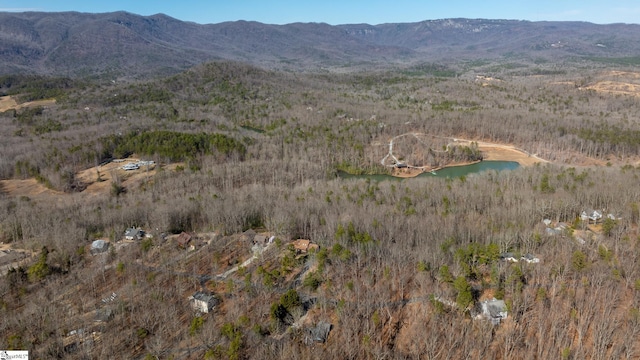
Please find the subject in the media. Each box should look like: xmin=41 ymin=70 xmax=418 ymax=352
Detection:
xmin=1 ymin=11 xmax=640 ymax=77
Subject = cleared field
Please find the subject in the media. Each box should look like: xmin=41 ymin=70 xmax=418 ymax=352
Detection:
xmin=0 ymin=157 xmax=186 ymax=202
xmin=0 ymin=95 xmax=56 ymax=112
xmin=586 ymin=81 xmax=640 ymax=96
xmin=581 ymin=71 xmax=640 ymax=97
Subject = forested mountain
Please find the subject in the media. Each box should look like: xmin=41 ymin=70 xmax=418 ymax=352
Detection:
xmin=1 ymin=11 xmax=640 ymax=77
xmin=3 ymin=10 xmax=640 ymax=360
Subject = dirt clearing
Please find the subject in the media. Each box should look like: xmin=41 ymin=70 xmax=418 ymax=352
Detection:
xmin=0 ymin=157 xmax=179 ymax=202
xmin=585 ymin=81 xmax=640 ymax=97
xmin=0 ymin=95 xmax=56 ymax=112
xmin=580 ymin=71 xmax=640 ymax=97
xmin=471 ymin=141 xmax=547 ymax=166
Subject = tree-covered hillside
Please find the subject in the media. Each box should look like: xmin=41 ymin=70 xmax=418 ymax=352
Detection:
xmin=2 ymin=60 xmax=640 ymax=359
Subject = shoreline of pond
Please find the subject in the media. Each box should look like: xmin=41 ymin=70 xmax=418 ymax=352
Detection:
xmin=338 ymin=160 xmax=521 ymax=181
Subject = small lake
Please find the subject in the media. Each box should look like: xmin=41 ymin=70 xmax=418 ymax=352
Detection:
xmin=338 ymin=161 xmax=520 ymax=181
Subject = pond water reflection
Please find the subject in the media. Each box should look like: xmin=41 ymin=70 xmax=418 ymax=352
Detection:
xmin=338 ymin=161 xmax=520 ymax=181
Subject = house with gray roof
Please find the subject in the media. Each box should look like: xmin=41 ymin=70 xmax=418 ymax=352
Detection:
xmin=188 ymin=291 xmax=219 ymax=314
xmin=90 ymin=239 xmax=110 ymax=255
xmin=478 ymin=298 xmax=508 ymax=325
xmin=304 ymin=321 xmax=332 ymax=345
xmin=521 ymin=254 xmax=540 ymax=264
xmin=581 ymin=209 xmax=603 ymax=223
xmin=95 ymin=307 xmax=114 ymax=322
xmin=242 ymin=229 xmax=256 ymax=244
xmin=500 ymin=252 xmax=518 ymax=263
xmin=124 ymin=228 xmax=144 ymax=240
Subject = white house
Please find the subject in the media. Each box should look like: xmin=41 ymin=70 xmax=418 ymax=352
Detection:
xmin=521 ymin=254 xmax=540 ymax=264
xmin=122 ymin=163 xmax=139 ymax=171
xmin=581 ymin=209 xmax=603 ymax=223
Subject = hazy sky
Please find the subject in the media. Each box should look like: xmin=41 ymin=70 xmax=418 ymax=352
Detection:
xmin=1 ymin=0 xmax=639 ymax=25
